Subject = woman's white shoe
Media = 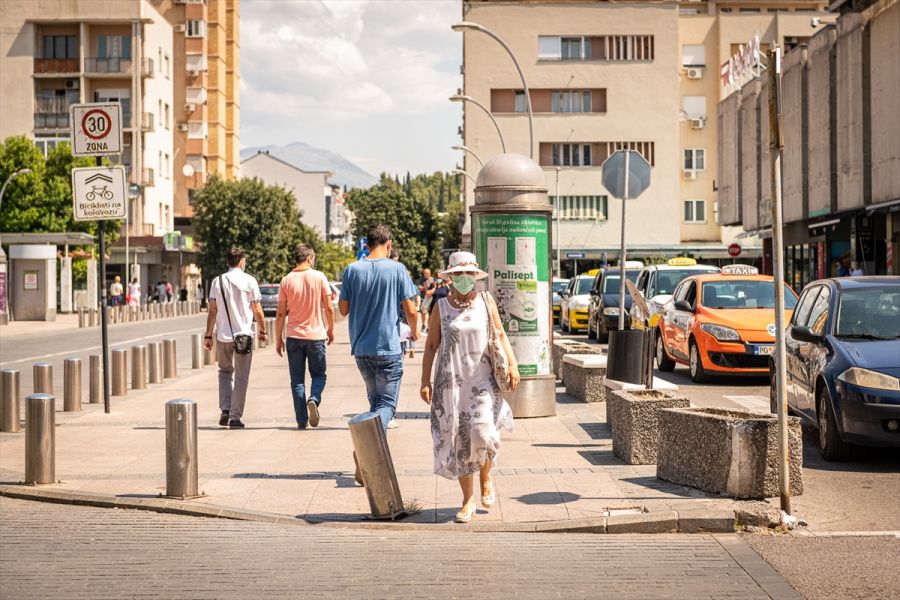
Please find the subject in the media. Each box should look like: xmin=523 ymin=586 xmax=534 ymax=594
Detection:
xmin=481 ymin=478 xmax=495 ymax=508
xmin=454 ymin=503 xmax=476 ymax=523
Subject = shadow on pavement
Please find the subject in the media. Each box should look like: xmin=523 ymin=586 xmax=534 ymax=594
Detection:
xmin=619 ymin=476 xmax=716 ymax=498
xmin=578 ymin=450 xmax=624 ymax=466
xmin=513 ymin=491 xmax=579 ymax=505
xmin=579 ymin=422 xmax=612 ymax=440
xmin=801 ymin=429 xmax=900 ymax=473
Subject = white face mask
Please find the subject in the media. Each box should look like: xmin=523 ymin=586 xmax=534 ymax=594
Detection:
xmin=452 ymin=275 xmax=477 ymax=295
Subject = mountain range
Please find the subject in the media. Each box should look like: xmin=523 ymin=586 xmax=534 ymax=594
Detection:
xmin=240 ymin=141 xmax=378 ymax=190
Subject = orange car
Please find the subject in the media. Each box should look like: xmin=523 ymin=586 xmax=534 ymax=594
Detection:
xmin=656 ymin=266 xmax=798 ymax=382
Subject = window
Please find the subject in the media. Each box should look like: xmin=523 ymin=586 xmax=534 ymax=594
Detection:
xmin=34 ymin=136 xmax=71 ymax=156
xmin=739 ymin=8 xmax=762 ymax=13
xmin=164 ymin=53 xmax=170 ymax=78
xmin=541 ymin=141 xmax=655 ymax=167
xmin=43 ymin=35 xmax=78 ymax=59
xmin=514 ymin=91 xmax=526 ymax=113
xmin=550 ymin=195 xmax=608 ymax=221
xmin=538 ymin=35 xmax=653 ymax=61
xmin=683 ymin=148 xmax=705 ymax=171
xmin=682 ymin=44 xmax=705 ymax=67
xmin=165 ymin=153 xmax=170 ymax=179
xmin=97 ymin=35 xmax=131 ymax=58
xmin=186 ymin=20 xmax=207 ymax=38
xmin=158 ymin=100 xmax=163 ymax=126
xmin=682 ymin=95 xmax=706 ymax=119
xmin=551 ymin=90 xmax=591 ymax=113
xmin=684 ymin=199 xmax=706 ymax=223
xmin=807 ymin=286 xmax=831 ymax=334
xmin=791 ymin=286 xmax=821 ymax=326
xmin=164 ymin=103 xmax=170 ymax=129
xmin=158 ymin=47 xmax=162 ymax=72
xmin=551 ymin=143 xmax=593 ymax=167
xmin=561 ymin=37 xmax=588 ymax=60
xmin=187 ymin=122 xmax=208 ymax=139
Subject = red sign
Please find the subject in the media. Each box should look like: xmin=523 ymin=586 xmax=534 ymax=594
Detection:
xmin=81 ymin=108 xmax=112 ymax=140
xmin=728 ymin=243 xmax=742 ymax=257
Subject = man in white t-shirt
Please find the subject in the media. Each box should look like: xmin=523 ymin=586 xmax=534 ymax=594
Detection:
xmin=203 ymin=246 xmax=268 ymax=429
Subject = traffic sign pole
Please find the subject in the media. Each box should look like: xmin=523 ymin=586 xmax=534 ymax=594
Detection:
xmin=618 ymin=151 xmax=630 ymax=333
xmin=96 ymin=156 xmax=111 ymax=414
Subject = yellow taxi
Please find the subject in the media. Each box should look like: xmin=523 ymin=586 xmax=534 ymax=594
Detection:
xmin=656 ymin=265 xmax=799 ymax=382
xmin=559 ymin=270 xmax=598 ymax=333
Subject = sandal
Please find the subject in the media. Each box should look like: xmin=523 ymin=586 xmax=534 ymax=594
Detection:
xmin=454 ymin=502 xmax=476 ymax=523
xmin=481 ymin=478 xmax=495 ymax=509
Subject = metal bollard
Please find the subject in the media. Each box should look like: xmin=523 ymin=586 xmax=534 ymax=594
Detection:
xmin=258 ymin=323 xmax=267 ymax=349
xmin=252 ymin=324 xmax=260 ymax=350
xmin=191 ymin=334 xmax=203 ymax=369
xmin=63 ymin=358 xmax=82 ymax=412
xmin=89 ymin=308 xmax=97 ymax=327
xmin=33 ymin=362 xmax=53 ymax=395
xmin=165 ymin=399 xmax=199 ymax=499
xmin=89 ymin=355 xmax=102 ymax=404
xmin=1 ymin=369 xmax=21 ymax=433
xmin=203 ymin=338 xmax=215 ymax=366
xmin=163 ymin=339 xmax=177 ymax=379
xmin=132 ymin=345 xmax=148 ymax=390
xmin=25 ymin=394 xmax=55 ymax=484
xmin=78 ymin=308 xmax=86 ymax=328
xmin=111 ymin=349 xmax=128 ymax=396
xmin=348 ymin=412 xmax=404 ymax=519
xmin=148 ymin=341 xmax=164 ymax=383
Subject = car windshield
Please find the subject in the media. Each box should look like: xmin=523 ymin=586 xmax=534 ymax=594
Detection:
xmin=553 ymin=280 xmax=569 ymax=293
xmin=835 ymin=287 xmax=900 ymax=339
xmin=701 ymin=280 xmax=798 ymax=309
xmin=260 ymin=286 xmax=279 ymax=296
xmin=656 ymin=269 xmax=716 ymax=295
xmin=601 ymin=271 xmax=640 ymax=294
xmin=574 ymin=278 xmax=593 ymax=295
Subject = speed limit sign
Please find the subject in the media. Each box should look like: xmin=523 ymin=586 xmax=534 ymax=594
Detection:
xmin=70 ymin=103 xmax=123 ymax=157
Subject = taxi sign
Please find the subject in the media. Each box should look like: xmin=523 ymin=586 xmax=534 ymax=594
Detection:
xmin=585 ymin=268 xmax=600 ymax=276
xmin=667 ymin=257 xmax=697 ymax=266
xmin=721 ymin=264 xmax=759 ymax=275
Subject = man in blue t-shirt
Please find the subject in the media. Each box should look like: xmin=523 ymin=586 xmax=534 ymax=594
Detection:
xmin=339 ymin=224 xmax=419 ymax=436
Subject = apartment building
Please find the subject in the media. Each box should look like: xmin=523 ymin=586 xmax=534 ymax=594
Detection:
xmin=156 ymin=0 xmax=240 ymax=225
xmin=459 ymin=0 xmax=831 ymax=271
xmin=0 ymin=0 xmax=176 ymax=236
xmin=717 ymin=0 xmax=899 ymax=284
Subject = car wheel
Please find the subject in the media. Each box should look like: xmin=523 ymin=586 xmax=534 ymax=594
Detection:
xmin=598 ymin=324 xmax=609 ymax=344
xmin=656 ymin=332 xmax=676 ymax=372
xmin=689 ymin=341 xmax=709 ymax=383
xmin=818 ymin=386 xmax=852 ymax=461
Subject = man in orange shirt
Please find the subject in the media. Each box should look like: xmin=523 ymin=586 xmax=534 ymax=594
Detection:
xmin=275 ymin=243 xmax=335 ymax=429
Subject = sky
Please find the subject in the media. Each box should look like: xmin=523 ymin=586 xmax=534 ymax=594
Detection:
xmin=240 ymin=0 xmax=462 ymax=177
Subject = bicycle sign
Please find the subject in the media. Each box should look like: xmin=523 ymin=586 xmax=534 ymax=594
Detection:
xmin=71 ymin=166 xmax=127 ymax=221
xmin=70 ymin=102 xmax=123 ymax=156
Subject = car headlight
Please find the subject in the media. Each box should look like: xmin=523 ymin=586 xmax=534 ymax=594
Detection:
xmin=700 ymin=323 xmax=741 ymax=342
xmin=603 ymin=307 xmax=620 ymax=316
xmin=837 ymin=368 xmax=900 ymax=391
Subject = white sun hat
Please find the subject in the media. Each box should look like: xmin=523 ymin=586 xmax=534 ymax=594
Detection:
xmin=439 ymin=251 xmax=489 ymax=280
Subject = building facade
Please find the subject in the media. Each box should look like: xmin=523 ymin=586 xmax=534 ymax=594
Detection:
xmin=716 ymin=0 xmax=899 ymax=286
xmin=459 ymin=0 xmax=832 ymax=272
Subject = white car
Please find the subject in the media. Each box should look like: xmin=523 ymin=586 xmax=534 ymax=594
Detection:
xmin=558 ymin=274 xmax=594 ymax=333
xmin=634 ymin=258 xmax=719 ymax=315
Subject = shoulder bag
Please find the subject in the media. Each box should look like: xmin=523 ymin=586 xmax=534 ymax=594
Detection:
xmin=219 ymin=275 xmax=253 ymax=354
xmin=482 ymin=292 xmax=512 ymax=392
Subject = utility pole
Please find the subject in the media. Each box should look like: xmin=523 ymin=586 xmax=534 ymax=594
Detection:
xmin=767 ymin=46 xmax=791 ymax=515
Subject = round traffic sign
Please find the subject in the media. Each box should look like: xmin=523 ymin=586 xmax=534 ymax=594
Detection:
xmin=728 ymin=243 xmax=742 ymax=257
xmin=81 ymin=108 xmax=112 ymax=140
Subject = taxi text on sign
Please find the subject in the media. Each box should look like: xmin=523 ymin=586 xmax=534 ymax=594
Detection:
xmin=71 ymin=166 xmax=127 ymax=221
xmin=70 ymin=102 xmax=123 ymax=157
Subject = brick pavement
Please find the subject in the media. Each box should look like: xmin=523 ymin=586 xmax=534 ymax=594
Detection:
xmin=0 ymin=497 xmax=799 ymax=599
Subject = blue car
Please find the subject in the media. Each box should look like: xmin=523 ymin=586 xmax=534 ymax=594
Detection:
xmin=771 ymin=277 xmax=900 ymax=460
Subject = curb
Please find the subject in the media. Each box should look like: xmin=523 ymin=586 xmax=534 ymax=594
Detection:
xmin=0 ymin=484 xmax=736 ymax=534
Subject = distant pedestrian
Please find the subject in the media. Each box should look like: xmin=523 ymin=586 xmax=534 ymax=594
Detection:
xmin=849 ymin=261 xmax=865 ymax=276
xmin=275 ymin=243 xmax=335 ymax=430
xmin=128 ymin=277 xmax=141 ymax=307
xmin=417 ymin=268 xmax=434 ymax=332
xmin=110 ymin=276 xmax=124 ymax=306
xmin=179 ymin=287 xmax=188 ymax=302
xmin=420 ymin=252 xmax=519 ymax=523
xmin=428 ymin=278 xmax=449 ymax=316
xmin=204 ymin=246 xmax=268 ymax=429
xmin=339 ymin=224 xmax=419 ymax=480
xmin=156 ymin=281 xmax=167 ymax=303
xmin=165 ymin=280 xmax=173 ymax=302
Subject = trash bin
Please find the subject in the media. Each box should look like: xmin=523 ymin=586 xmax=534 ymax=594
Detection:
xmin=348 ymin=412 xmax=405 ymax=520
xmin=606 ymin=329 xmax=646 ymax=385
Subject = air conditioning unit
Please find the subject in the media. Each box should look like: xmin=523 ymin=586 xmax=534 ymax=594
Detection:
xmin=174 ymin=24 xmax=186 ymax=33
xmin=690 ymin=117 xmax=706 ymax=130
xmin=65 ymin=78 xmax=78 ymax=88
xmin=176 ymin=123 xmax=189 ymax=132
xmin=683 ymin=169 xmax=697 ymax=180
xmin=686 ymin=67 xmax=704 ymax=79
xmin=184 ymin=103 xmax=196 ymax=112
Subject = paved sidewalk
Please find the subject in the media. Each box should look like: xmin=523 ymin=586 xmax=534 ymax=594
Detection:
xmin=1 ymin=319 xmax=747 ymax=527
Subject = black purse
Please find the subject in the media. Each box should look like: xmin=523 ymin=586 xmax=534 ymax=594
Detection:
xmin=219 ymin=275 xmax=253 ymax=354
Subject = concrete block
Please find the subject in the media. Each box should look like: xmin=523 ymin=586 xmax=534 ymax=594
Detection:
xmin=562 ymin=354 xmax=608 ymax=403
xmin=657 ymin=408 xmax=803 ymax=500
xmin=676 ymin=509 xmax=736 ymax=533
xmin=606 ymin=510 xmax=678 ymax=534
xmin=553 ymin=341 xmax=601 ymax=380
xmin=607 ymin=389 xmax=690 ymax=464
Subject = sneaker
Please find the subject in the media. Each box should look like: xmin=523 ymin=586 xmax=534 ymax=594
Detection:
xmin=228 ymin=419 xmax=245 ymax=429
xmin=297 ymin=422 xmax=307 ymax=430
xmin=387 ymin=418 xmax=399 ymax=429
xmin=307 ymin=400 xmax=320 ymax=428
xmin=219 ymin=411 xmax=230 ymax=426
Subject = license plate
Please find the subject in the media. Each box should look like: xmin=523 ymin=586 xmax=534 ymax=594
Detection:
xmin=753 ymin=345 xmax=774 ymax=356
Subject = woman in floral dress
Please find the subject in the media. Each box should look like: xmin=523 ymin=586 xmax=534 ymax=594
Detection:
xmin=420 ymin=252 xmax=520 ymax=523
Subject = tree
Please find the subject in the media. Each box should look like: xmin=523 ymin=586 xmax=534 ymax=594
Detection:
xmin=315 ymin=241 xmax=355 ymax=281
xmin=192 ymin=176 xmax=320 ymax=284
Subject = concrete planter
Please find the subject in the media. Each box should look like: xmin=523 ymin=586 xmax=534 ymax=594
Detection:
xmin=561 ymin=354 xmax=607 ymax=403
xmin=657 ymin=408 xmax=803 ymax=499
xmin=553 ymin=341 xmax=601 ymax=381
xmin=607 ymin=389 xmax=690 ymax=465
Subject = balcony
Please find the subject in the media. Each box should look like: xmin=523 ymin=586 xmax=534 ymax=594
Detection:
xmin=141 ymin=167 xmax=155 ymax=187
xmin=34 ymin=58 xmax=79 ymax=75
xmin=34 ymin=112 xmax=70 ymax=129
xmin=84 ymin=57 xmax=133 ymax=75
xmin=141 ymin=57 xmax=154 ymax=77
xmin=140 ymin=112 xmax=155 ymax=132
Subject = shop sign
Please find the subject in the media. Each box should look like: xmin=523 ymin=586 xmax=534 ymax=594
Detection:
xmin=720 ymin=33 xmax=763 ymax=95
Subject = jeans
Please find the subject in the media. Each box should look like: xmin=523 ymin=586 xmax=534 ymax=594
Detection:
xmin=218 ymin=341 xmax=253 ymax=421
xmin=354 ymin=354 xmax=403 ymax=432
xmin=287 ymin=338 xmax=327 ymax=426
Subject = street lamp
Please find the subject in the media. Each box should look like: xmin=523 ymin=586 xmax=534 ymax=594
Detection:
xmin=452 ymin=21 xmax=534 ymax=159
xmin=555 ymin=167 xmax=561 ymax=278
xmin=451 ymin=144 xmax=484 ymax=167
xmin=452 ymin=169 xmax=477 ymax=185
xmin=0 ymin=168 xmax=32 ymax=214
xmin=450 ymin=94 xmax=507 ymax=154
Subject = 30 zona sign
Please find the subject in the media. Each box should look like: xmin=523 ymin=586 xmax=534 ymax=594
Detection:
xmin=70 ymin=103 xmax=123 ymax=157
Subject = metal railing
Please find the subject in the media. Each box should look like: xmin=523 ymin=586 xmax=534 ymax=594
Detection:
xmin=33 ymin=58 xmax=79 ymax=74
xmin=34 ymin=112 xmax=70 ymax=129
xmin=84 ymin=57 xmax=133 ymax=74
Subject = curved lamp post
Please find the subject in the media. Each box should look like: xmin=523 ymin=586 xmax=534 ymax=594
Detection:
xmin=452 ymin=169 xmax=477 ymax=185
xmin=452 ymin=21 xmax=534 ymax=159
xmin=450 ymin=94 xmax=507 ymax=154
xmin=451 ymin=144 xmax=484 ymax=167
xmin=0 ymin=168 xmax=32 ymax=245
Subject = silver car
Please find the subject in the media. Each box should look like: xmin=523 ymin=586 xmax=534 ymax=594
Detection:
xmin=259 ymin=283 xmax=280 ymax=316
